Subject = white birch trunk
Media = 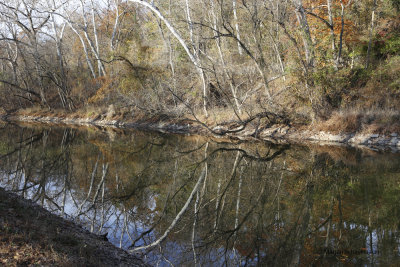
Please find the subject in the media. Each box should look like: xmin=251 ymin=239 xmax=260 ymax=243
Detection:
xmin=79 ymin=0 xmax=106 ymax=76
xmin=327 ymin=0 xmax=336 ymax=56
xmin=90 ymin=0 xmax=102 ymax=75
xmin=110 ymin=0 xmax=122 ymax=50
xmin=66 ymin=20 xmax=97 ymax=78
xmin=366 ymin=0 xmax=376 ymax=68
xmin=233 ymin=0 xmax=243 ymax=55
xmin=185 ymin=0 xmax=208 ymax=117
xmin=210 ymin=2 xmax=242 ymax=114
xmin=49 ymin=0 xmax=70 ymax=109
xmin=294 ymin=0 xmax=315 ymax=69
xmin=127 ymin=0 xmax=208 ymax=116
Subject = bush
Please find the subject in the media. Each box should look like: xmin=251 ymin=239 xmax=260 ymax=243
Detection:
xmin=382 ymin=35 xmax=400 ymax=55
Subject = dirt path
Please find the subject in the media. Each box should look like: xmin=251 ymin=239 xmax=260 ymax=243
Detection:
xmin=0 ymin=187 xmax=148 ymax=266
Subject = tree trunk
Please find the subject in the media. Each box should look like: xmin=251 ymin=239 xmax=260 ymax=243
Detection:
xmin=293 ymin=0 xmax=315 ymax=70
xmin=79 ymin=0 xmax=106 ymax=76
xmin=110 ymin=0 xmax=122 ymax=50
xmin=66 ymin=20 xmax=97 ymax=78
xmin=233 ymin=0 xmax=243 ymax=55
xmin=338 ymin=0 xmax=352 ymax=65
xmin=327 ymin=0 xmax=338 ymax=68
xmin=49 ymin=1 xmax=72 ymax=110
xmin=90 ymin=0 xmax=102 ymax=75
xmin=210 ymin=1 xmax=242 ymax=114
xmin=366 ymin=0 xmax=377 ymax=68
xmin=128 ymin=0 xmax=208 ymax=116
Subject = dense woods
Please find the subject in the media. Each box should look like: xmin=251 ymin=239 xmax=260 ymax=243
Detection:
xmin=0 ymin=0 xmax=399 ymax=127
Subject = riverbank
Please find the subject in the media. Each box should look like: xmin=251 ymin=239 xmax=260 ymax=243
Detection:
xmin=1 ymin=108 xmax=400 ymax=152
xmin=0 ymin=187 xmax=148 ymax=266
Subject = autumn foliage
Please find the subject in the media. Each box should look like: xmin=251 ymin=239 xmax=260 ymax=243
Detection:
xmin=0 ymin=0 xmax=398 ymax=125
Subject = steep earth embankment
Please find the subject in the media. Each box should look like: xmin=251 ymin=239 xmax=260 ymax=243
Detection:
xmin=0 ymin=187 xmax=148 ymax=267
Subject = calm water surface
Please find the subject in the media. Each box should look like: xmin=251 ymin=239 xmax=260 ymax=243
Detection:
xmin=1 ymin=123 xmax=400 ymax=266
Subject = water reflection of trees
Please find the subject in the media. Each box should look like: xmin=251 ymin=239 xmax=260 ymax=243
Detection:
xmin=0 ymin=124 xmax=400 ymax=265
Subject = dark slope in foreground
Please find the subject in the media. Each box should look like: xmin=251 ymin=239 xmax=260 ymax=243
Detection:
xmin=0 ymin=187 xmax=148 ymax=267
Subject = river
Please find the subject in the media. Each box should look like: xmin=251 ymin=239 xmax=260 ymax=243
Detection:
xmin=0 ymin=122 xmax=399 ymax=266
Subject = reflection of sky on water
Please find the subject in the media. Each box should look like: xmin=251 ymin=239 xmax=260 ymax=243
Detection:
xmin=0 ymin=171 xmax=148 ymax=246
xmin=1 ymin=124 xmax=400 ymax=266
xmin=0 ymin=153 xmax=264 ymax=265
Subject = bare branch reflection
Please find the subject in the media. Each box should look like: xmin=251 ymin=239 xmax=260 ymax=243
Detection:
xmin=1 ymin=124 xmax=400 ymax=265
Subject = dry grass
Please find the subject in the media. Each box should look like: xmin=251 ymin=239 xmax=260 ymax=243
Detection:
xmin=316 ymin=111 xmax=362 ymax=133
xmin=17 ymin=105 xmax=43 ymax=116
xmin=316 ymin=109 xmax=400 ymax=134
xmin=74 ymin=105 xmax=105 ymax=120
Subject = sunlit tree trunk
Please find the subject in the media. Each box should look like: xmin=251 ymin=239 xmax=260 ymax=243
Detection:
xmin=90 ymin=0 xmax=102 ymax=75
xmin=50 ymin=12 xmax=71 ymax=109
xmin=293 ymin=0 xmax=315 ymax=70
xmin=79 ymin=0 xmax=106 ymax=76
xmin=366 ymin=0 xmax=377 ymax=68
xmin=232 ymin=0 xmax=243 ymax=55
xmin=18 ymin=0 xmax=50 ymax=107
xmin=185 ymin=0 xmax=208 ymax=117
xmin=338 ymin=0 xmax=352 ymax=65
xmin=127 ymin=0 xmax=208 ymax=116
xmin=66 ymin=19 xmax=97 ymax=79
xmin=110 ymin=0 xmax=122 ymax=50
xmin=327 ymin=0 xmax=338 ymax=67
xmin=210 ymin=1 xmax=242 ymax=114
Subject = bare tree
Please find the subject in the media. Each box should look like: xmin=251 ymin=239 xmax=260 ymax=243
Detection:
xmin=366 ymin=0 xmax=377 ymax=68
xmin=127 ymin=0 xmax=209 ymax=116
xmin=0 ymin=0 xmax=51 ymax=106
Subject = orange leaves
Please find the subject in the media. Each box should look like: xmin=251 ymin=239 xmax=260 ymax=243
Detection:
xmin=302 ymin=0 xmax=358 ymax=51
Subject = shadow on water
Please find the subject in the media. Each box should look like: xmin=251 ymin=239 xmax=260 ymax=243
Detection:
xmin=0 ymin=123 xmax=400 ymax=266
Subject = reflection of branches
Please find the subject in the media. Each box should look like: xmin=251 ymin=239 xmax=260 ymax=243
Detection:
xmin=233 ymin=163 xmax=244 ymax=259
xmin=215 ymin=151 xmax=242 ymax=232
xmin=225 ymin=172 xmax=268 ymax=238
xmin=128 ymin=176 xmax=176 ymax=248
xmin=0 ymin=132 xmax=43 ymax=160
xmin=176 ymin=142 xmax=207 ymax=155
xmin=211 ymin=145 xmax=289 ymax=162
xmin=192 ymin=142 xmax=209 ymax=265
xmin=89 ymin=163 xmax=109 ymax=233
xmin=76 ymin=154 xmax=99 ymax=215
xmin=0 ymin=124 xmax=303 ymax=265
xmin=158 ymin=244 xmax=175 ymax=267
xmin=290 ymin=183 xmax=314 ymax=266
xmin=129 ymin=166 xmax=207 ymax=252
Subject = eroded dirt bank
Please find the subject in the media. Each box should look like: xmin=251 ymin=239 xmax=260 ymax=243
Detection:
xmin=0 ymin=187 xmax=148 ymax=267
